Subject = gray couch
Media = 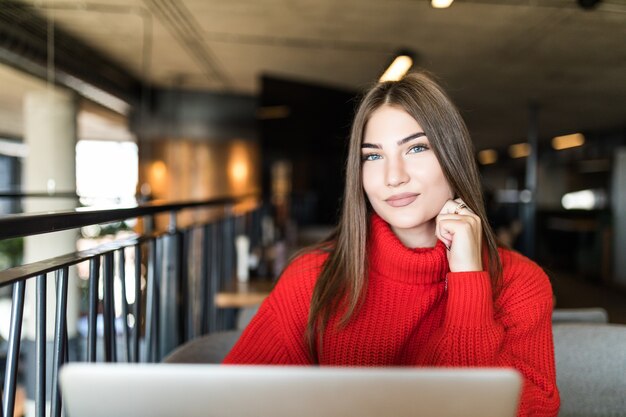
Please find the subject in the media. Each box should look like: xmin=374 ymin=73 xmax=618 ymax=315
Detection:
xmin=553 ymin=323 xmax=626 ymax=417
xmin=163 ymin=330 xmax=242 ymax=364
xmin=164 ymin=311 xmax=626 ymax=417
xmin=552 ymin=308 xmax=609 ymax=324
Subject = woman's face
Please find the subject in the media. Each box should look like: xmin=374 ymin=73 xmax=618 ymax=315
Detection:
xmin=361 ymin=104 xmax=453 ymax=246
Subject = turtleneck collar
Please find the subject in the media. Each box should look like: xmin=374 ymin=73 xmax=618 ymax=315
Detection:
xmin=368 ymin=212 xmax=449 ymax=285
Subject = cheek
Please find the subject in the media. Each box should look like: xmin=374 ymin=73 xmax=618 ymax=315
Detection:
xmin=361 ymin=165 xmax=379 ymax=197
xmin=410 ymin=161 xmax=453 ymax=201
xmin=429 ymin=170 xmax=454 ymax=202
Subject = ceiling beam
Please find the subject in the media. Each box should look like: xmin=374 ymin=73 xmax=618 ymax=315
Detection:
xmin=0 ymin=1 xmax=144 ymax=113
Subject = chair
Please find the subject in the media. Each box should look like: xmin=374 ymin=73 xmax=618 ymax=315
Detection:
xmin=162 ymin=305 xmax=256 ymax=364
xmin=553 ymin=323 xmax=626 ymax=417
xmin=163 ymin=330 xmax=243 ymax=364
xmin=237 ymin=305 xmax=260 ymax=330
xmin=552 ymin=307 xmax=609 ymax=324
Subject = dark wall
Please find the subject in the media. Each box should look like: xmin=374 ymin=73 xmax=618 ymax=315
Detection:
xmin=130 ymin=88 xmax=258 ymax=141
xmin=260 ymin=75 xmax=358 ymax=225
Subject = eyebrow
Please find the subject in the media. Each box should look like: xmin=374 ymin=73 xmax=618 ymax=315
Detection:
xmin=361 ymin=132 xmax=427 ymax=149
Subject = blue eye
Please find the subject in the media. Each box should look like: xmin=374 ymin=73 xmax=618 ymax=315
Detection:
xmin=408 ymin=144 xmax=429 ymax=154
xmin=362 ymin=154 xmax=382 ymax=162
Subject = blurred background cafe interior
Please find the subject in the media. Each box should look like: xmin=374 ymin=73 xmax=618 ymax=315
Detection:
xmin=0 ymin=0 xmax=625 ymax=416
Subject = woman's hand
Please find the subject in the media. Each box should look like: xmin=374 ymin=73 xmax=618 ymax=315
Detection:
xmin=436 ymin=199 xmax=483 ymax=272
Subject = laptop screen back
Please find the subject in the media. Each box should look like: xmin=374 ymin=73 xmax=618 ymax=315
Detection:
xmin=60 ymin=364 xmax=521 ymax=417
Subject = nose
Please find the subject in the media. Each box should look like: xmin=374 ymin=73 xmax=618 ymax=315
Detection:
xmin=385 ymin=156 xmax=409 ymax=187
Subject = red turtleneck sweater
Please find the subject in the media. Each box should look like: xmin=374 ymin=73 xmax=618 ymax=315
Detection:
xmin=224 ymin=214 xmax=560 ymax=417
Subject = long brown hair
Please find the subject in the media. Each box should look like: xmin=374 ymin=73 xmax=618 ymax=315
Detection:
xmin=305 ymin=72 xmax=503 ymax=361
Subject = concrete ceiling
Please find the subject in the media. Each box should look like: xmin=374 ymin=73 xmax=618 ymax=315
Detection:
xmin=4 ymin=0 xmax=626 ymax=150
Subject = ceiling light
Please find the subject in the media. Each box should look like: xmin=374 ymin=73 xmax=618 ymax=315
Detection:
xmin=552 ymin=133 xmax=585 ymax=150
xmin=431 ymin=0 xmax=454 ymax=8
xmin=508 ymin=143 xmax=531 ymax=159
xmin=477 ymin=149 xmax=497 ymax=165
xmin=379 ymin=53 xmax=414 ymax=82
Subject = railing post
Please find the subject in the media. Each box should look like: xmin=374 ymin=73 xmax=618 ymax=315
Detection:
xmin=64 ymin=325 xmax=69 ymax=363
xmin=144 ymin=238 xmax=160 ymax=362
xmin=35 ymin=273 xmax=46 ymax=417
xmin=181 ymin=228 xmax=191 ymax=342
xmin=50 ymin=267 xmax=69 ymax=417
xmin=2 ymin=280 xmax=26 ymax=417
xmin=200 ymin=223 xmax=211 ymax=335
xmin=87 ymin=256 xmax=100 ymax=362
xmin=160 ymin=210 xmax=180 ymax=359
xmin=211 ymin=220 xmax=222 ymax=332
xmin=103 ymin=252 xmax=116 ymax=362
xmin=220 ymin=212 xmax=238 ymax=330
xmin=154 ymin=237 xmax=162 ymax=361
xmin=133 ymin=243 xmax=142 ymax=363
xmin=118 ymin=248 xmax=131 ymax=362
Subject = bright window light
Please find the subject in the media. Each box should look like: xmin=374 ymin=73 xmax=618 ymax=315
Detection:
xmin=561 ymin=189 xmax=606 ymax=210
xmin=379 ymin=55 xmax=413 ymax=82
xmin=76 ymin=140 xmax=138 ymax=206
xmin=432 ymin=0 xmax=454 ymax=8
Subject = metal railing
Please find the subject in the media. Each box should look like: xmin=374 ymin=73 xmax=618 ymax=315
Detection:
xmin=0 ymin=194 xmax=262 ymax=417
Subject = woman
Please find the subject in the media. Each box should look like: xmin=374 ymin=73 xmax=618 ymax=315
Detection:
xmin=224 ymin=72 xmax=560 ymax=417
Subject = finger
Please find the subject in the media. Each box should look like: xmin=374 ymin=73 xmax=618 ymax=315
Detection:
xmin=439 ymin=212 xmax=479 ymax=222
xmin=438 ymin=216 xmax=481 ymax=251
xmin=439 ymin=214 xmax=481 ymax=234
xmin=444 ymin=224 xmax=484 ymax=272
xmin=438 ymin=218 xmax=468 ymax=248
xmin=439 ymin=199 xmax=461 ymax=215
xmin=435 ymin=214 xmax=452 ymax=249
xmin=441 ymin=198 xmax=474 ymax=216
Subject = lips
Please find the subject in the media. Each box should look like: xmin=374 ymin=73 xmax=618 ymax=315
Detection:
xmin=385 ymin=193 xmax=419 ymax=208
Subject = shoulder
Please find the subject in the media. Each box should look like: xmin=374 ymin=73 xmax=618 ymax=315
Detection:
xmin=270 ymin=248 xmax=330 ymax=304
xmin=260 ymin=249 xmax=329 ymax=339
xmin=282 ymin=249 xmax=330 ymax=279
xmin=495 ymin=247 xmax=554 ymax=308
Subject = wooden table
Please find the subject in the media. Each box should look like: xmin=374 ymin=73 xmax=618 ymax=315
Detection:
xmin=215 ymin=279 xmax=275 ymax=308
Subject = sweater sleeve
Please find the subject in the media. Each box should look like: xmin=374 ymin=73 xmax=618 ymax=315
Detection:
xmin=223 ymin=252 xmax=323 ymax=365
xmin=419 ymin=256 xmax=560 ymax=417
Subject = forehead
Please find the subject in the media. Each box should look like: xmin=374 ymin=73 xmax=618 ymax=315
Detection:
xmin=363 ymin=105 xmax=425 ymax=144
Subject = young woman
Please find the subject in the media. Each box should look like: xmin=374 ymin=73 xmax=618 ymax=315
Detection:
xmin=224 ymin=72 xmax=560 ymax=417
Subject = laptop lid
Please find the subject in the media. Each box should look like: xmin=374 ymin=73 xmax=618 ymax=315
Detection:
xmin=60 ymin=364 xmax=521 ymax=417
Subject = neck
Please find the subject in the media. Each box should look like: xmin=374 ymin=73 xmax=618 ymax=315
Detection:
xmin=391 ymin=220 xmax=438 ymax=249
xmin=368 ymin=213 xmax=448 ymax=285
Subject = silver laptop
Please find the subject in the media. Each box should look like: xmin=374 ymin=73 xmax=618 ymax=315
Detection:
xmin=60 ymin=364 xmax=521 ymax=417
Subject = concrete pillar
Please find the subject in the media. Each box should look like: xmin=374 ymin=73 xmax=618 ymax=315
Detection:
xmin=21 ymin=89 xmax=79 ymax=417
xmin=613 ymin=148 xmax=626 ymax=287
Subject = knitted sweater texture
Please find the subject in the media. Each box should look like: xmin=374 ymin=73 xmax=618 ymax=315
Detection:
xmin=224 ymin=214 xmax=560 ymax=417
